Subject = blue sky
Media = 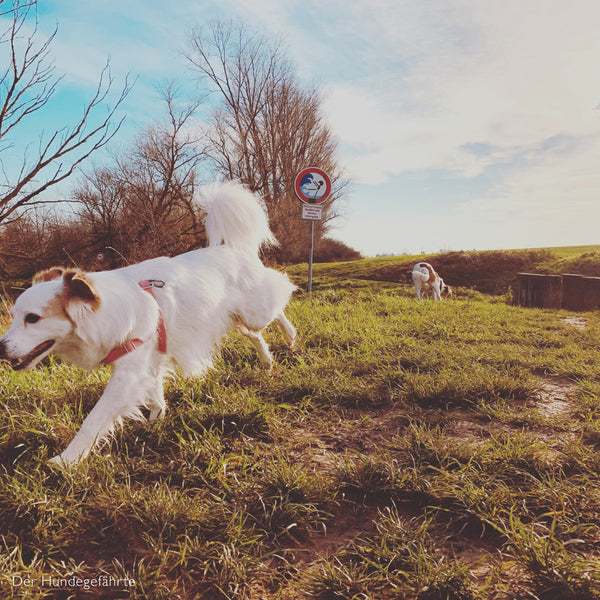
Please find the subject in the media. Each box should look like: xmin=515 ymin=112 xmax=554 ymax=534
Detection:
xmin=4 ymin=0 xmax=600 ymax=256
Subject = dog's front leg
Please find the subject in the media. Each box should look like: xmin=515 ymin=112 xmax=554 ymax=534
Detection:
xmin=146 ymin=377 xmax=166 ymax=421
xmin=49 ymin=370 xmax=148 ymax=467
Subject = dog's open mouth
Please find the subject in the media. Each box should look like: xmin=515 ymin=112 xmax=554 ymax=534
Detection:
xmin=10 ymin=340 xmax=55 ymax=371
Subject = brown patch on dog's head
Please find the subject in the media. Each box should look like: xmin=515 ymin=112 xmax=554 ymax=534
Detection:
xmin=32 ymin=267 xmax=66 ymax=285
xmin=33 ymin=268 xmax=100 ymax=322
xmin=63 ymin=269 xmax=100 ymax=308
xmin=44 ymin=293 xmax=72 ymax=321
xmin=441 ymin=282 xmax=452 ymax=299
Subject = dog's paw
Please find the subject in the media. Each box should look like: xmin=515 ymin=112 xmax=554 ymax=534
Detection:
xmin=148 ymin=407 xmax=166 ymax=422
xmin=285 ymin=332 xmax=297 ymax=350
xmin=48 ymin=454 xmax=76 ymax=469
xmin=48 ymin=455 xmax=66 ymax=468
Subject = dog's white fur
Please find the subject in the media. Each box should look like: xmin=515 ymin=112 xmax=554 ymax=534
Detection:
xmin=0 ymin=182 xmax=296 ymax=466
xmin=412 ymin=262 xmax=452 ymax=301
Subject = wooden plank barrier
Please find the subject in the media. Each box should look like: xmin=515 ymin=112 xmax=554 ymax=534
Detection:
xmin=516 ymin=273 xmax=600 ymax=311
xmin=562 ymin=273 xmax=600 ymax=311
xmin=516 ymin=273 xmax=562 ymax=309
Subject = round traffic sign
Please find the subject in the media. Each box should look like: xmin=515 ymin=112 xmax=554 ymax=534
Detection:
xmin=294 ymin=168 xmax=332 ymax=204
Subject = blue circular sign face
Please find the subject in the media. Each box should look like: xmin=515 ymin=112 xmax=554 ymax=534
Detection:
xmin=294 ymin=168 xmax=332 ymax=204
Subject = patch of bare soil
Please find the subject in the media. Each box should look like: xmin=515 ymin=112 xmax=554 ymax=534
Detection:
xmin=447 ymin=376 xmax=576 ymax=445
xmin=270 ymin=373 xmax=579 ymax=599
xmin=448 ymin=410 xmax=490 ymax=444
xmin=563 ymin=315 xmax=588 ymax=330
xmin=269 ymin=409 xmax=408 ymax=598
xmin=534 ymin=376 xmax=575 ymax=419
xmin=273 ymin=406 xmax=505 ymax=599
xmin=257 ymin=504 xmax=381 ymax=600
xmin=284 ymin=408 xmax=409 ymax=474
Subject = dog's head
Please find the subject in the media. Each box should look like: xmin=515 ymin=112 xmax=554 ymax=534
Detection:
xmin=440 ymin=280 xmax=453 ymax=299
xmin=0 ymin=267 xmax=100 ymax=370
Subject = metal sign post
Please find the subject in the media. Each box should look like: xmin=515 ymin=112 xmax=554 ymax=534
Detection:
xmin=294 ymin=168 xmax=332 ymax=295
xmin=308 ymin=220 xmax=315 ymax=294
xmin=301 ymin=205 xmax=323 ymax=294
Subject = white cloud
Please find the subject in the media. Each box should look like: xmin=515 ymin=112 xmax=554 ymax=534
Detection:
xmin=460 ymin=135 xmax=600 ymax=220
xmin=318 ymin=0 xmax=600 ymax=187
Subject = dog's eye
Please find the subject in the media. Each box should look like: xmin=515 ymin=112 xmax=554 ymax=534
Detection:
xmin=24 ymin=313 xmax=42 ymax=324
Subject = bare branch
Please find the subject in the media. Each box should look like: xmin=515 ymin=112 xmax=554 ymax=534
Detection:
xmin=71 ymin=85 xmax=207 ymax=264
xmin=0 ymin=0 xmax=132 ymax=224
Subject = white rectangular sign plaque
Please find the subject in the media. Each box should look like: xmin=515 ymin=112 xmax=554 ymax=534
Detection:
xmin=301 ymin=204 xmax=323 ymax=221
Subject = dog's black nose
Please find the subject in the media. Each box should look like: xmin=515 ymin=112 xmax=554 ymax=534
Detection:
xmin=0 ymin=340 xmax=6 ymax=360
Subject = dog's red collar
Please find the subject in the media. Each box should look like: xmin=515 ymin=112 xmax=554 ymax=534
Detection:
xmin=101 ymin=280 xmax=167 ymax=365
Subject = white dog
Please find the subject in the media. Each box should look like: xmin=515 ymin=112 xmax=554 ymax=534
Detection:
xmin=412 ymin=262 xmax=452 ymax=301
xmin=0 ymin=182 xmax=296 ymax=466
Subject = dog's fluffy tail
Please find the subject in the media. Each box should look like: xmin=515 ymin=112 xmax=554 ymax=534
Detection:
xmin=200 ymin=182 xmax=276 ymax=253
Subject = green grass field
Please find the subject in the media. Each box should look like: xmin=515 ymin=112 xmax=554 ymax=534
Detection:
xmin=532 ymin=244 xmax=600 ymax=258
xmin=1 ymin=251 xmax=600 ymax=599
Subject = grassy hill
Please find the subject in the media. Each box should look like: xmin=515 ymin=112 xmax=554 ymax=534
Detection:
xmin=0 ymin=248 xmax=600 ymax=598
xmin=288 ymin=245 xmax=600 ymax=295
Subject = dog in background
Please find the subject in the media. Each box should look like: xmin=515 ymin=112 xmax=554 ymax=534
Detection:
xmin=0 ymin=182 xmax=296 ymax=466
xmin=412 ymin=262 xmax=452 ymax=301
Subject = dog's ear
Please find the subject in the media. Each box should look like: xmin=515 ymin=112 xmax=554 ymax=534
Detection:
xmin=32 ymin=267 xmax=66 ymax=285
xmin=63 ymin=270 xmax=100 ymax=308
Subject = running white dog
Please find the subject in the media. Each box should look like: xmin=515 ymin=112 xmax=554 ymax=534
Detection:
xmin=412 ymin=262 xmax=452 ymax=301
xmin=0 ymin=182 xmax=296 ymax=466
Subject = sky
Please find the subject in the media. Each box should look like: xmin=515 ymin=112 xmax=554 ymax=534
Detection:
xmin=3 ymin=0 xmax=600 ymax=256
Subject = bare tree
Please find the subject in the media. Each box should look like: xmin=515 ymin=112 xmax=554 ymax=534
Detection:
xmin=0 ymin=206 xmax=83 ymax=277
xmin=75 ymin=86 xmax=207 ymax=264
xmin=0 ymin=0 xmax=131 ymax=224
xmin=186 ymin=19 xmax=348 ymax=261
xmin=74 ymin=167 xmax=128 ymax=265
